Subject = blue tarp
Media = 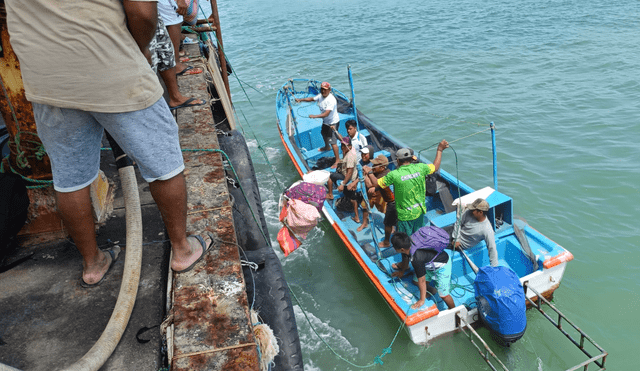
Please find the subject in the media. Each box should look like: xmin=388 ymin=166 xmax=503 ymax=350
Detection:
xmin=474 ymin=266 xmax=527 ymax=337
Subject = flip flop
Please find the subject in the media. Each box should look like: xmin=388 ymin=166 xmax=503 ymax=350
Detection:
xmin=169 ymin=97 xmax=206 ymax=111
xmin=80 ymin=246 xmax=121 ymax=288
xmin=176 ymin=66 xmax=203 ymax=76
xmin=173 ymin=233 xmax=215 ymax=274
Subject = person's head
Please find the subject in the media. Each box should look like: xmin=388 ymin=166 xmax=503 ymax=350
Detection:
xmin=467 ymin=198 xmax=489 ymax=220
xmin=320 ymin=81 xmax=331 ymax=98
xmin=340 ymin=136 xmax=351 ymax=152
xmin=345 ymin=120 xmax=357 ymax=137
xmin=390 ymin=232 xmax=412 ymax=254
xmin=371 ymin=154 xmax=389 ymax=174
xmin=360 ymin=146 xmax=371 ymax=163
xmin=396 ymin=147 xmax=414 ymax=165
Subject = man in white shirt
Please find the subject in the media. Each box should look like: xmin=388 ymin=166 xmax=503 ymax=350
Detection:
xmin=296 ymin=81 xmax=341 ymax=168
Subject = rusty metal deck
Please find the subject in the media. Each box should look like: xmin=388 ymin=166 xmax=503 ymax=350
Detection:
xmin=166 ymin=43 xmax=259 ymax=371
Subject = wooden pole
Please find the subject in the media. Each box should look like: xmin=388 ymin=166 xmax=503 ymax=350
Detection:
xmin=209 ymin=0 xmax=230 ymax=100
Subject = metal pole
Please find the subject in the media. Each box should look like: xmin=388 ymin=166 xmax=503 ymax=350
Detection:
xmin=347 ymin=65 xmax=360 ymax=129
xmin=490 ymin=121 xmax=498 ymax=191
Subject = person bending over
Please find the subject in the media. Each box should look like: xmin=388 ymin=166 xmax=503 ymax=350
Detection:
xmin=452 ymin=198 xmax=498 ymax=267
xmin=391 ymin=231 xmax=455 ymax=310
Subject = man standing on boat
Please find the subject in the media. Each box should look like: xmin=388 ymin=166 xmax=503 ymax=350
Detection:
xmin=295 ymin=81 xmax=341 ymax=168
xmin=4 ymin=0 xmax=213 ymax=286
xmin=377 ymin=141 xmax=449 ymax=236
xmin=452 ymin=198 xmax=499 ymax=267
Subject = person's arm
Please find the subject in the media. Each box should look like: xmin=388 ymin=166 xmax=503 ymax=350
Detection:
xmin=432 ymin=139 xmax=449 ymax=172
xmin=391 ymin=254 xmax=410 ymax=277
xmin=485 ymin=229 xmax=499 ymax=267
xmin=175 ymin=0 xmax=188 ymax=16
xmin=295 ymin=97 xmax=315 ymax=103
xmin=339 ymin=166 xmax=355 ymax=191
xmin=411 ymin=275 xmax=427 ymax=309
xmin=310 ymin=109 xmax=331 ymax=119
xmin=122 ymin=0 xmax=157 ymax=54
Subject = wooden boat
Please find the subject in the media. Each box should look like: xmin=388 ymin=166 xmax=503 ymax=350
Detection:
xmin=275 ymin=76 xmax=574 ymax=345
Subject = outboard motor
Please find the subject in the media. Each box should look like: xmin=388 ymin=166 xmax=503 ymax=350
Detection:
xmin=474 ymin=266 xmax=527 ymax=346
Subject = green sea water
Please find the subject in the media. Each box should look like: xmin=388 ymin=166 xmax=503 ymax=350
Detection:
xmin=213 ymin=0 xmax=639 ymax=369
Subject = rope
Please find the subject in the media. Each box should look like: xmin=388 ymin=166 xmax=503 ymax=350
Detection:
xmin=181 ymin=148 xmax=271 ymax=247
xmin=171 ymin=342 xmax=256 ymax=360
xmin=288 ymin=284 xmax=410 ymax=368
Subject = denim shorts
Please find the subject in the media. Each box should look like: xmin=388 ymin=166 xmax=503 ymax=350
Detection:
xmin=33 ymin=98 xmax=184 ymax=192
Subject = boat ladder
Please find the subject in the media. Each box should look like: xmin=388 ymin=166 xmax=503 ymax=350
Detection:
xmin=455 ymin=284 xmax=608 ymax=371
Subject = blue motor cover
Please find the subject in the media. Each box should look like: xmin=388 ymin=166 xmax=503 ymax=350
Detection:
xmin=474 ymin=266 xmax=527 ymax=339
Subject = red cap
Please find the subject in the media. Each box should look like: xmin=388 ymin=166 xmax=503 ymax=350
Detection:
xmin=321 ymin=82 xmax=331 ymax=90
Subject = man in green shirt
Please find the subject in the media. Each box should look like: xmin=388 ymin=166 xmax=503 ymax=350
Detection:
xmin=377 ymin=140 xmax=449 ymax=236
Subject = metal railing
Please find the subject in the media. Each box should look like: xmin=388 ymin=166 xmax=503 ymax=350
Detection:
xmin=523 ymin=284 xmax=608 ymax=371
xmin=455 ymin=313 xmax=509 ymax=371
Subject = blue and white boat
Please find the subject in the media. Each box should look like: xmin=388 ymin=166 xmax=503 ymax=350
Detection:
xmin=275 ymin=75 xmax=574 ymax=345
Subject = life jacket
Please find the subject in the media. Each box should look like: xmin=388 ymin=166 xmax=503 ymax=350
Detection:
xmin=409 ymin=225 xmax=450 ymax=266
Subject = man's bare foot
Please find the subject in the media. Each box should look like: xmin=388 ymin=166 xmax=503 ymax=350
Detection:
xmin=171 ymin=234 xmax=213 ymax=272
xmin=319 ymin=146 xmax=331 ymax=152
xmin=351 ymin=216 xmax=360 ymax=224
xmin=326 ymin=194 xmax=334 ymax=200
xmin=378 ymin=241 xmax=391 ymax=248
xmin=357 ymin=223 xmax=369 ymax=232
xmin=82 ymin=249 xmax=113 ymax=286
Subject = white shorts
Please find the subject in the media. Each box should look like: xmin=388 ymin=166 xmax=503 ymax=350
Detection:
xmin=157 ymin=0 xmax=183 ymax=26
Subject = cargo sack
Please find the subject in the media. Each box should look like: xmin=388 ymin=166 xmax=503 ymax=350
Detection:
xmin=284 ymin=199 xmax=320 ymax=239
xmin=277 ymin=227 xmax=301 ymax=257
xmin=284 ymin=181 xmax=326 ymax=213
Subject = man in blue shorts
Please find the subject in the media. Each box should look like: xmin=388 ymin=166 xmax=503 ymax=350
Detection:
xmin=5 ymin=0 xmax=212 ymax=286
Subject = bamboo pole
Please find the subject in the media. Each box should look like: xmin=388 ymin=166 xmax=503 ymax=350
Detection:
xmin=209 ymin=0 xmax=230 ymax=99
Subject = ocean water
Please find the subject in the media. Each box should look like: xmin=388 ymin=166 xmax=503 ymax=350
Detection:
xmin=212 ymin=0 xmax=639 ymax=369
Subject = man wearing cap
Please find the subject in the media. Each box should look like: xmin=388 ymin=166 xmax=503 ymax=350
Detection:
xmin=362 ymin=155 xmax=397 ymax=243
xmin=295 ymin=81 xmax=341 ymax=168
xmin=360 ymin=145 xmax=374 ymax=167
xmin=452 ymin=198 xmax=498 ymax=267
xmin=376 ymin=140 xmax=449 ymax=236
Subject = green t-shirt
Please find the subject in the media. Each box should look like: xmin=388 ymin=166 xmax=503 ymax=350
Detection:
xmin=378 ymin=163 xmax=435 ymax=221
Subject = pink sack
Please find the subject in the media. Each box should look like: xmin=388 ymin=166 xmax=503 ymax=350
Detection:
xmin=285 ymin=199 xmax=320 ymax=239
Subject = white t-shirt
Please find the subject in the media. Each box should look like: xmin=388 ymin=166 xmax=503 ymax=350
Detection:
xmin=313 ymin=93 xmax=340 ymax=126
xmin=350 ymin=131 xmax=368 ymax=155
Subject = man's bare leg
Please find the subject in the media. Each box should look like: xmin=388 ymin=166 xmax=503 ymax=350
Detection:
xmin=159 ymin=67 xmax=204 ymax=108
xmin=166 ymin=23 xmax=187 ymax=74
xmin=148 ymin=172 xmax=210 ymax=271
xmin=56 ymin=187 xmax=111 ymax=285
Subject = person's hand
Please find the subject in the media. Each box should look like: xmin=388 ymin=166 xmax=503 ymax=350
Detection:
xmin=176 ymin=0 xmax=188 ymax=16
xmin=362 ymin=165 xmax=371 ymax=174
xmin=367 ymin=187 xmax=376 ymax=195
xmin=295 ymin=98 xmax=300 ymax=103
xmin=411 ymin=299 xmax=425 ymax=310
xmin=454 ymin=241 xmax=461 ymax=249
xmin=391 ymin=269 xmax=405 ymax=278
xmin=338 ymin=184 xmax=344 ymax=192
xmin=437 ymin=139 xmax=449 ymax=152
xmin=347 ymin=182 xmax=357 ymax=191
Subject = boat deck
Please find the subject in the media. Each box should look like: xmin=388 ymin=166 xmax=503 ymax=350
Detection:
xmin=0 ymin=42 xmax=259 ymax=370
